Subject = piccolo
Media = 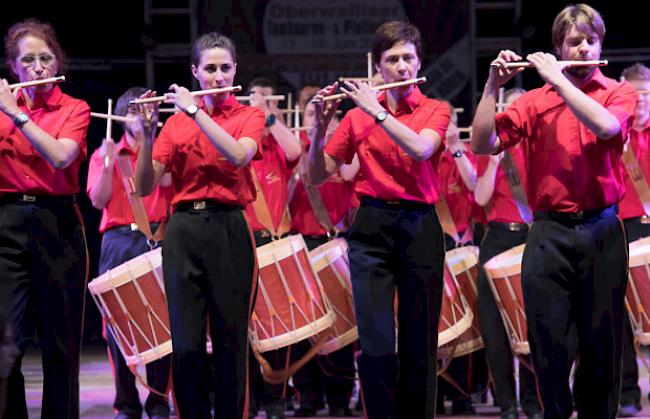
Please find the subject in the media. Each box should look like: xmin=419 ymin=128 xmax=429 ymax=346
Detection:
xmin=236 ymin=95 xmax=285 ymax=101
xmin=491 ymin=59 xmax=608 ymax=69
xmin=9 ymin=75 xmax=66 ymax=90
xmin=130 ymin=85 xmax=243 ymax=105
xmin=314 ymin=77 xmax=427 ymax=103
xmin=91 ymin=112 xmax=163 ymax=128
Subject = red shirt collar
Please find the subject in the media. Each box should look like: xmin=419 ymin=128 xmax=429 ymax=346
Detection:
xmin=378 ymin=86 xmax=423 ymax=114
xmin=199 ymin=93 xmax=241 ymax=118
xmin=541 ymin=68 xmax=609 ymax=95
xmin=17 ymin=84 xmax=64 ymax=110
xmin=115 ymin=134 xmax=138 ymax=155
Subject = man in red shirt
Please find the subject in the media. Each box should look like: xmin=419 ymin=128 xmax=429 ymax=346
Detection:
xmin=242 ymin=77 xmax=302 ymax=419
xmin=245 ymin=77 xmax=301 ymax=244
xmin=87 ymin=88 xmax=172 ymax=419
xmin=471 ymin=5 xmax=637 ymax=418
xmin=0 ymin=19 xmax=90 ymax=418
xmin=135 ymin=32 xmax=265 ymax=419
xmin=288 ymin=100 xmax=359 ymax=418
xmin=615 ymin=63 xmax=650 ymax=418
xmin=309 ymin=21 xmax=450 ymax=418
xmin=474 ymin=89 xmax=542 ymax=419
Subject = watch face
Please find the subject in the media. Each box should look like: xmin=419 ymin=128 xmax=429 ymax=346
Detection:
xmin=376 ymin=111 xmax=388 ymax=122
xmin=187 ymin=105 xmax=198 ymax=113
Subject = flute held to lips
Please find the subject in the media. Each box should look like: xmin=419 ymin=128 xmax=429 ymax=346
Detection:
xmin=130 ymin=85 xmax=243 ymax=105
xmin=491 ymin=59 xmax=608 ymax=69
xmin=313 ymin=77 xmax=427 ymax=103
xmin=9 ymin=75 xmax=66 ymax=90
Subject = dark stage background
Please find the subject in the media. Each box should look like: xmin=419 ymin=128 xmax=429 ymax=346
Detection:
xmin=0 ymin=0 xmax=646 ymax=345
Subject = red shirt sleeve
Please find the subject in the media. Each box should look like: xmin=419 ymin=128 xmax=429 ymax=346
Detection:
xmin=60 ymin=100 xmax=91 ymax=159
xmin=242 ymin=108 xmax=266 ymax=161
xmin=325 ymin=113 xmax=355 ymax=164
xmin=152 ymin=117 xmax=175 ymax=168
xmin=604 ymin=81 xmax=637 ymax=151
xmin=423 ymin=101 xmax=451 ymax=141
xmin=495 ymin=93 xmax=532 ymax=151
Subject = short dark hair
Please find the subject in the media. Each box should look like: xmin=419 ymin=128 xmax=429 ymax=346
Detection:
xmin=5 ymin=18 xmax=67 ymax=78
xmin=248 ymin=77 xmax=275 ymax=93
xmin=114 ymin=87 xmax=148 ymax=117
xmin=621 ymin=63 xmax=650 ymax=82
xmin=371 ymin=21 xmax=422 ymax=67
xmin=191 ymin=32 xmax=236 ymax=66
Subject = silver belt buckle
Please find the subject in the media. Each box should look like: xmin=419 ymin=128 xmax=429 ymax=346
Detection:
xmin=130 ymin=223 xmax=139 ymax=231
xmin=193 ymin=201 xmax=206 ymax=210
xmin=22 ymin=194 xmax=36 ymax=202
xmin=508 ymin=222 xmax=521 ymax=231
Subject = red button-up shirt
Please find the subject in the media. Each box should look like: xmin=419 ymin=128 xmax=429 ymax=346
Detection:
xmin=244 ymin=133 xmax=299 ymax=231
xmin=290 ymin=135 xmax=356 ymax=236
xmin=0 ymin=86 xmax=90 ymax=195
xmin=325 ymin=87 xmax=450 ymax=204
xmin=619 ymin=118 xmax=650 ymax=219
xmin=87 ymin=135 xmax=174 ymax=233
xmin=152 ymin=95 xmax=265 ymax=206
xmin=477 ymin=145 xmax=528 ymax=223
xmin=437 ymin=144 xmax=477 ymax=233
xmin=496 ymin=69 xmax=636 ymax=212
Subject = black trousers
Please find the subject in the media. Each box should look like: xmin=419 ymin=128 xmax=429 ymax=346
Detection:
xmin=349 ymin=198 xmax=445 ymax=419
xmin=618 ymin=217 xmax=650 ymax=407
xmin=99 ymin=227 xmax=171 ymax=417
xmin=523 ymin=207 xmax=627 ymax=419
xmin=162 ymin=205 xmax=256 ymax=419
xmin=477 ymin=222 xmax=540 ymax=414
xmin=0 ymin=198 xmax=87 ymax=419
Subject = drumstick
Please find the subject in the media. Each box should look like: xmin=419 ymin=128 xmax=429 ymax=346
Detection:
xmin=293 ymin=104 xmax=301 ymax=139
xmin=235 ymin=95 xmax=286 ymax=101
xmin=314 ymin=77 xmax=427 ymax=103
xmin=105 ymin=99 xmax=113 ymax=168
xmin=367 ymin=52 xmax=373 ymax=86
xmin=458 ymin=127 xmax=472 ymax=133
xmin=9 ymin=75 xmax=66 ymax=90
xmin=91 ymin=112 xmax=163 ymax=127
xmin=130 ymin=85 xmax=243 ymax=104
xmin=454 ymin=107 xmax=464 ymax=114
xmin=491 ymin=59 xmax=608 ymax=69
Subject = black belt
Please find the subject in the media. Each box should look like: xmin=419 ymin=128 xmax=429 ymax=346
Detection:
xmin=175 ymin=199 xmax=242 ymax=212
xmin=0 ymin=193 xmax=75 ymax=206
xmin=488 ymin=221 xmax=529 ymax=232
xmin=360 ymin=196 xmax=433 ymax=211
xmin=106 ymin=222 xmax=161 ymax=234
xmin=534 ymin=204 xmax=617 ymax=225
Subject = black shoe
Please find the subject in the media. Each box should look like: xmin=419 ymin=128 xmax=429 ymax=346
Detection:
xmin=293 ymin=406 xmax=318 ymax=417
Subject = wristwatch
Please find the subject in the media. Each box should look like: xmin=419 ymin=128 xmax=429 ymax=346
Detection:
xmin=13 ymin=112 xmax=29 ymax=128
xmin=185 ymin=104 xmax=199 ymax=118
xmin=265 ymin=114 xmax=276 ymax=127
xmin=452 ymin=149 xmax=464 ymax=158
xmin=375 ymin=110 xmax=388 ymax=124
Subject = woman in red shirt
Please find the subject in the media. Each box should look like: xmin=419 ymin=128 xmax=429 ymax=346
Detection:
xmin=0 ymin=19 xmax=90 ymax=419
xmin=135 ymin=32 xmax=265 ymax=419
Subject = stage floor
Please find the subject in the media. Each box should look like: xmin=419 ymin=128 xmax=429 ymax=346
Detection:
xmin=22 ymin=346 xmax=650 ymax=418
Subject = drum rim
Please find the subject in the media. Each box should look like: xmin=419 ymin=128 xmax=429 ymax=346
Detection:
xmin=251 ymin=309 xmax=336 ymax=353
xmin=88 ymin=247 xmax=163 ymax=293
xmin=314 ymin=326 xmax=359 ymax=355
